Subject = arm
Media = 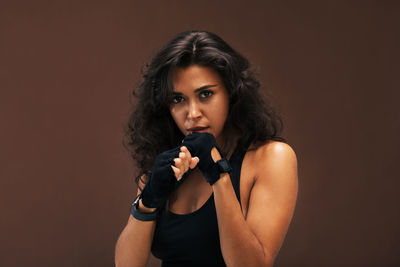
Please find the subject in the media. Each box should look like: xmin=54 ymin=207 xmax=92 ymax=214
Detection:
xmin=115 ymin=186 xmax=157 ymax=267
xmin=213 ymin=142 xmax=298 ymax=267
xmin=182 ymin=133 xmax=298 ymax=266
xmin=115 ymin=146 xmax=198 ymax=267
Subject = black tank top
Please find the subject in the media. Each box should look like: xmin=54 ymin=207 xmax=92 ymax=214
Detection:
xmin=151 ymin=145 xmax=246 ymax=267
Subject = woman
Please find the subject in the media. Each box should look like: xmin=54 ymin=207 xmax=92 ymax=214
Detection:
xmin=115 ymin=30 xmax=298 ymax=267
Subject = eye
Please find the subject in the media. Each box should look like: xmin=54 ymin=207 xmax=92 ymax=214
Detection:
xmin=171 ymin=95 xmax=184 ymax=104
xmin=199 ymin=90 xmax=213 ymax=99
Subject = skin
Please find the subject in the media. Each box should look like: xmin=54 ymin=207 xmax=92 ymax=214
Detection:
xmin=168 ymin=65 xmax=298 ymax=265
xmin=115 ymin=64 xmax=298 ymax=267
xmin=169 ymin=65 xmax=230 ymax=179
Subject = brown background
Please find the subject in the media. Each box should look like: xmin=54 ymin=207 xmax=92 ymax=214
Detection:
xmin=1 ymin=1 xmax=399 ymax=266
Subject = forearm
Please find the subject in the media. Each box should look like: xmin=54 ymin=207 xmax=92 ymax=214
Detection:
xmin=213 ymin=174 xmax=273 ymax=267
xmin=115 ymin=200 xmax=157 ymax=267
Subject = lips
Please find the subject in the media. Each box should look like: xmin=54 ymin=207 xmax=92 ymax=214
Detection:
xmin=187 ymin=126 xmax=209 ymax=133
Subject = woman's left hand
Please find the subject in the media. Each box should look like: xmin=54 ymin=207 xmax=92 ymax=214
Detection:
xmin=182 ymin=132 xmax=230 ymax=184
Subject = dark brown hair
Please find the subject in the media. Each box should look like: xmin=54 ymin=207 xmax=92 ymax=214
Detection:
xmin=124 ymin=30 xmax=285 ymax=187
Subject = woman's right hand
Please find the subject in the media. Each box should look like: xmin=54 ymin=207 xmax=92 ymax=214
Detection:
xmin=171 ymin=145 xmax=199 ymax=180
xmin=141 ymin=146 xmax=198 ymax=209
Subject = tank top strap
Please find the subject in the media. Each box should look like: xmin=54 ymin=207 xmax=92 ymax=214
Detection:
xmin=227 ymin=144 xmax=248 ymax=205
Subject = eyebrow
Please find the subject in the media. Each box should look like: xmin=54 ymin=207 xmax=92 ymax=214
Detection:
xmin=172 ymin=84 xmax=218 ymax=94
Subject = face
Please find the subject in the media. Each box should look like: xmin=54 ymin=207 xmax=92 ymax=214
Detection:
xmin=169 ymin=65 xmax=229 ymax=145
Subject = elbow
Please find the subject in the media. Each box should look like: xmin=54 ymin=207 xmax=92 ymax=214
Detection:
xmin=228 ymin=259 xmax=274 ymax=267
xmin=254 ymin=245 xmax=276 ymax=267
xmin=256 ymin=241 xmax=276 ymax=267
xmin=257 ymin=254 xmax=275 ymax=267
xmin=263 ymin=248 xmax=278 ymax=267
xmin=264 ymin=258 xmax=275 ymax=267
xmin=226 ymin=251 xmax=275 ymax=267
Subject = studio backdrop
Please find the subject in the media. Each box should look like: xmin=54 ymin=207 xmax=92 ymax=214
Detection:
xmin=1 ymin=1 xmax=399 ymax=266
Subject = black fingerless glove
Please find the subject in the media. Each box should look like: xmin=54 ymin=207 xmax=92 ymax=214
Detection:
xmin=182 ymin=132 xmax=232 ymax=185
xmin=141 ymin=147 xmax=180 ymax=209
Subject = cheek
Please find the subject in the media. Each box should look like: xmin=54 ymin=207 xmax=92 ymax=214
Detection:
xmin=219 ymin=94 xmax=229 ymax=118
xmin=220 ymin=106 xmax=229 ymax=126
xmin=212 ymin=97 xmax=229 ymax=127
xmin=221 ymin=101 xmax=230 ymax=128
xmin=170 ymin=108 xmax=185 ymax=130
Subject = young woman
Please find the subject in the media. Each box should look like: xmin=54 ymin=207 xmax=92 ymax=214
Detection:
xmin=115 ymin=30 xmax=298 ymax=267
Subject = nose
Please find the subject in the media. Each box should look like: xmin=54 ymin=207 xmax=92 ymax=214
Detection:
xmin=187 ymin=100 xmax=202 ymax=120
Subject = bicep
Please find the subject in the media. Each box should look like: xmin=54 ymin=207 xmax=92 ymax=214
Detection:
xmin=245 ymin=143 xmax=298 ymax=260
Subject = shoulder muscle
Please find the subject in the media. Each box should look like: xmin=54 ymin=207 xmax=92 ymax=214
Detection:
xmin=245 ymin=141 xmax=298 ymax=259
xmin=255 ymin=141 xmax=298 ymax=182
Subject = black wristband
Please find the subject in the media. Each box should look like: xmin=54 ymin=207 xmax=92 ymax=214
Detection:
xmin=216 ymin=158 xmax=232 ymax=173
xmin=130 ymin=194 xmax=159 ymax=221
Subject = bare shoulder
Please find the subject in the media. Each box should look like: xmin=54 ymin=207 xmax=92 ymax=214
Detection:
xmin=249 ymin=140 xmax=297 ymax=164
xmin=243 ymin=141 xmax=298 ymax=259
xmin=248 ymin=141 xmax=298 ymax=184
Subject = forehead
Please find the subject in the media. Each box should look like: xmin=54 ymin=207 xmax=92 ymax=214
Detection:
xmin=172 ymin=65 xmax=222 ymax=91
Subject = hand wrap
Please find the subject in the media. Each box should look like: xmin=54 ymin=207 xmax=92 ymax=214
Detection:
xmin=141 ymin=147 xmax=180 ymax=209
xmin=182 ymin=132 xmax=231 ymax=185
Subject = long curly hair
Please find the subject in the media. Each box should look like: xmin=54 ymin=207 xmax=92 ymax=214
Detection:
xmin=124 ymin=30 xmax=285 ymax=187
